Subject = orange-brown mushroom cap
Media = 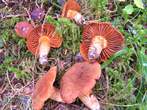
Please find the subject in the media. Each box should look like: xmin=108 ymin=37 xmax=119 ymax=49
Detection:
xmin=32 ymin=66 xmax=57 ymax=110
xmin=61 ymin=0 xmax=81 ymax=18
xmin=27 ymin=23 xmax=63 ymax=55
xmin=15 ymin=21 xmax=33 ymax=38
xmin=80 ymin=22 xmax=124 ymax=62
xmin=60 ymin=62 xmax=101 ymax=103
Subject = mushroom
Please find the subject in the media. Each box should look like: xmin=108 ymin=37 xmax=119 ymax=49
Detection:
xmin=32 ymin=66 xmax=63 ymax=110
xmin=27 ymin=23 xmax=63 ymax=64
xmin=80 ymin=22 xmax=124 ymax=62
xmin=61 ymin=0 xmax=85 ymax=24
xmin=60 ymin=62 xmax=101 ymax=110
xmin=15 ymin=21 xmax=33 ymax=39
xmin=30 ymin=7 xmax=45 ymax=21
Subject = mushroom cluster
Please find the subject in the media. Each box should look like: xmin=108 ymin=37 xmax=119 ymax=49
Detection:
xmin=32 ymin=62 xmax=101 ymax=110
xmin=14 ymin=0 xmax=125 ymax=110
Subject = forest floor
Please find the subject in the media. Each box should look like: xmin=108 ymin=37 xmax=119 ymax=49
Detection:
xmin=0 ymin=0 xmax=147 ymax=110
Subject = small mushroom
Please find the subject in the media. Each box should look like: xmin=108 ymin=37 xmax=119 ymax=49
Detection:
xmin=27 ymin=23 xmax=63 ymax=64
xmin=15 ymin=21 xmax=33 ymax=38
xmin=32 ymin=66 xmax=63 ymax=110
xmin=61 ymin=0 xmax=85 ymax=24
xmin=30 ymin=8 xmax=45 ymax=21
xmin=80 ymin=22 xmax=124 ymax=62
xmin=60 ymin=62 xmax=101 ymax=110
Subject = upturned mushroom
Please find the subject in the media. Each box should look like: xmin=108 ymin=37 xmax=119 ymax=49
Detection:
xmin=60 ymin=62 xmax=101 ymax=110
xmin=80 ymin=22 xmax=124 ymax=62
xmin=15 ymin=21 xmax=33 ymax=39
xmin=27 ymin=23 xmax=63 ymax=64
xmin=32 ymin=66 xmax=63 ymax=110
xmin=61 ymin=0 xmax=85 ymax=24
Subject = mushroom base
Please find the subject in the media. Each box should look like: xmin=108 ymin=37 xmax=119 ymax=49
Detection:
xmin=79 ymin=94 xmax=100 ymax=110
xmin=88 ymin=36 xmax=107 ymax=60
xmin=50 ymin=88 xmax=64 ymax=102
xmin=67 ymin=10 xmax=84 ymax=24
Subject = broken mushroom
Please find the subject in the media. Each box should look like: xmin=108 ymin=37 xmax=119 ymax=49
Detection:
xmin=27 ymin=23 xmax=63 ymax=64
xmin=60 ymin=62 xmax=101 ymax=110
xmin=80 ymin=22 xmax=124 ymax=62
xmin=32 ymin=66 xmax=63 ymax=110
xmin=61 ymin=0 xmax=85 ymax=24
xmin=15 ymin=21 xmax=33 ymax=39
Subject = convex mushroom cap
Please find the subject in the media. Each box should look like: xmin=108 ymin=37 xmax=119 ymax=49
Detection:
xmin=15 ymin=21 xmax=33 ymax=39
xmin=61 ymin=0 xmax=84 ymax=24
xmin=32 ymin=66 xmax=63 ymax=110
xmin=27 ymin=23 xmax=63 ymax=64
xmin=30 ymin=8 xmax=45 ymax=21
xmin=60 ymin=62 xmax=101 ymax=110
xmin=80 ymin=22 xmax=124 ymax=62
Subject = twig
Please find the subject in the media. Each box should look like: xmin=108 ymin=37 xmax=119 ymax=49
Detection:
xmin=6 ymin=71 xmax=15 ymax=92
xmin=42 ymin=7 xmax=52 ymax=25
xmin=1 ymin=92 xmax=17 ymax=110
xmin=51 ymin=0 xmax=62 ymax=9
xmin=105 ymin=71 xmax=109 ymax=101
xmin=0 ymin=83 xmax=9 ymax=94
xmin=23 ymin=7 xmax=35 ymax=27
xmin=1 ymin=80 xmax=34 ymax=110
xmin=2 ymin=0 xmax=8 ymax=5
xmin=41 ymin=0 xmax=44 ymax=8
xmin=1 ymin=13 xmax=27 ymax=19
xmin=100 ymin=101 xmax=141 ymax=107
xmin=41 ymin=7 xmax=52 ymax=35
xmin=35 ymin=0 xmax=40 ymax=8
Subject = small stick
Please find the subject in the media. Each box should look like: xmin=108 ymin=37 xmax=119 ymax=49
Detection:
xmin=6 ymin=71 xmax=15 ymax=92
xmin=1 ymin=13 xmax=27 ymax=19
xmin=23 ymin=7 xmax=36 ymax=27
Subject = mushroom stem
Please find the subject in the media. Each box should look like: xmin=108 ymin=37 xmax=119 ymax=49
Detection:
xmin=88 ymin=36 xmax=107 ymax=60
xmin=50 ymin=88 xmax=64 ymax=102
xmin=67 ymin=10 xmax=84 ymax=24
xmin=79 ymin=94 xmax=100 ymax=110
xmin=88 ymin=42 xmax=102 ymax=60
xmin=39 ymin=36 xmax=50 ymax=64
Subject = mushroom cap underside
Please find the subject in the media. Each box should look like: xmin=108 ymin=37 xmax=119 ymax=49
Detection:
xmin=80 ymin=22 xmax=124 ymax=62
xmin=61 ymin=0 xmax=81 ymax=17
xmin=27 ymin=23 xmax=63 ymax=55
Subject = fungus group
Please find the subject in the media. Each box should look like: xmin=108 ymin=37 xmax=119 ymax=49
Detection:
xmin=14 ymin=0 xmax=125 ymax=110
xmin=32 ymin=62 xmax=101 ymax=110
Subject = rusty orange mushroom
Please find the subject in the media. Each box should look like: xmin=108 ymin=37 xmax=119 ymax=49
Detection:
xmin=61 ymin=0 xmax=85 ymax=24
xmin=27 ymin=23 xmax=63 ymax=64
xmin=32 ymin=66 xmax=63 ymax=110
xmin=15 ymin=21 xmax=33 ymax=39
xmin=60 ymin=62 xmax=101 ymax=110
xmin=80 ymin=22 xmax=124 ymax=62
